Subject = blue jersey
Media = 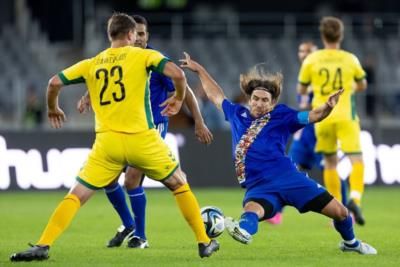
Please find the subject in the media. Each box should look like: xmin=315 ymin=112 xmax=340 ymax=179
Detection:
xmin=288 ymin=124 xmax=322 ymax=170
xmin=147 ymin=45 xmax=175 ymax=124
xmin=296 ymin=91 xmax=313 ymax=108
xmin=289 ymin=91 xmax=322 ymax=170
xmin=222 ymin=99 xmax=309 ymax=188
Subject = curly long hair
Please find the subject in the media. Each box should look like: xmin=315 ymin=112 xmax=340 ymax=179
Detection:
xmin=239 ymin=64 xmax=283 ymax=102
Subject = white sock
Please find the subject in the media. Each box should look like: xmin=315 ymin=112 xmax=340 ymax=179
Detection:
xmin=344 ymin=238 xmax=359 ymax=247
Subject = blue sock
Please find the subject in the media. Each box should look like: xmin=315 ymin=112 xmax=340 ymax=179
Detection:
xmin=239 ymin=211 xmax=259 ymax=235
xmin=334 ymin=215 xmax=359 ymax=247
xmin=341 ymin=179 xmax=348 ymax=205
xmin=105 ymin=183 xmax=134 ymax=229
xmin=127 ymin=186 xmax=147 ymax=239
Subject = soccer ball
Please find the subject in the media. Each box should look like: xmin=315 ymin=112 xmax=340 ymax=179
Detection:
xmin=200 ymin=206 xmax=225 ymax=238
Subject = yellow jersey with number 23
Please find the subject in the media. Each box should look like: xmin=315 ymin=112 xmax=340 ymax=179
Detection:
xmin=58 ymin=46 xmax=169 ymax=133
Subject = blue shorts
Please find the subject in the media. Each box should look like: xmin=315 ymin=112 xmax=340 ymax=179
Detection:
xmin=243 ymin=171 xmax=327 ymax=218
xmin=288 ymin=124 xmax=322 ymax=170
xmin=155 ymin=121 xmax=169 ymax=139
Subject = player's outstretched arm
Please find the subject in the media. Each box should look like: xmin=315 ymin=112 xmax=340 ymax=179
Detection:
xmin=47 ymin=75 xmax=67 ymax=129
xmin=162 ymin=61 xmax=187 ymax=100
xmin=160 ymin=62 xmax=187 ymax=116
xmin=180 ymin=52 xmax=226 ymax=110
xmin=184 ymin=85 xmax=213 ymax=144
xmin=308 ymin=89 xmax=344 ymax=123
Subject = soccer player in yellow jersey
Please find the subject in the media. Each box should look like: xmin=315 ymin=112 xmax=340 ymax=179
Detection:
xmin=77 ymin=14 xmax=213 ymax=249
xmin=297 ymin=16 xmax=367 ymax=225
xmin=10 ymin=13 xmax=219 ymax=262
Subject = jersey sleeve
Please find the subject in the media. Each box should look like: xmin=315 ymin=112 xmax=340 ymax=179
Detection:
xmin=58 ymin=59 xmax=90 ymax=85
xmin=222 ymin=99 xmax=238 ymax=121
xmin=283 ymin=105 xmax=308 ymax=133
xmin=352 ymin=55 xmax=366 ymax=81
xmin=298 ymin=57 xmax=312 ymax=86
xmin=145 ymin=49 xmax=171 ymax=74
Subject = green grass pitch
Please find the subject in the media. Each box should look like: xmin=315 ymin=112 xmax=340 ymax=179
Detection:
xmin=0 ymin=187 xmax=399 ymax=266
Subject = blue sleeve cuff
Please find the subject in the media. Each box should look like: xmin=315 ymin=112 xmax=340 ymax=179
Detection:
xmin=297 ymin=111 xmax=309 ymax=124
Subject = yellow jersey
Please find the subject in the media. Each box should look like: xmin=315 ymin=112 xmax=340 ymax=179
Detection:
xmin=298 ymin=49 xmax=366 ymax=122
xmin=59 ymin=46 xmax=169 ymax=133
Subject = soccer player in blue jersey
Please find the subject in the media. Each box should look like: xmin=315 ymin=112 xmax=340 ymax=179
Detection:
xmin=180 ymin=52 xmax=377 ymax=254
xmin=77 ymin=15 xmax=213 ymax=249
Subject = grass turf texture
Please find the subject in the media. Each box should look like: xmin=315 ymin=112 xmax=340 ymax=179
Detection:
xmin=0 ymin=187 xmax=399 ymax=266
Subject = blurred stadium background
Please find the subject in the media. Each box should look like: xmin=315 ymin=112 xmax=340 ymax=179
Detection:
xmin=1 ymin=0 xmax=400 ymax=190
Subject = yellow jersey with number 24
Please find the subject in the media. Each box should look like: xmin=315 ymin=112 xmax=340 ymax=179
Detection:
xmin=298 ymin=49 xmax=365 ymax=122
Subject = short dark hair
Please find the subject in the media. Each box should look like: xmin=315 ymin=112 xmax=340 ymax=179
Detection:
xmin=132 ymin=15 xmax=148 ymax=29
xmin=240 ymin=64 xmax=283 ymax=102
xmin=107 ymin=12 xmax=136 ymax=41
xmin=299 ymin=40 xmax=317 ymax=48
xmin=319 ymin=16 xmax=344 ymax=43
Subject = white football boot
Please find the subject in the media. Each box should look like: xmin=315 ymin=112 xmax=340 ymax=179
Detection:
xmin=339 ymin=240 xmax=377 ymax=255
xmin=224 ymin=217 xmax=252 ymax=244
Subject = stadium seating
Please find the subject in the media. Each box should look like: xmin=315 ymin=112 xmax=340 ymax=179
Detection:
xmin=1 ymin=9 xmax=400 ymax=130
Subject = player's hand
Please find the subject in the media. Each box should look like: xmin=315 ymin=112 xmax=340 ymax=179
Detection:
xmin=160 ymin=94 xmax=184 ymax=117
xmin=326 ymin=88 xmax=344 ymax=108
xmin=179 ymin=52 xmax=202 ymax=72
xmin=48 ymin=106 xmax=66 ymax=129
xmin=195 ymin=122 xmax=213 ymax=145
xmin=77 ymin=93 xmax=91 ymax=114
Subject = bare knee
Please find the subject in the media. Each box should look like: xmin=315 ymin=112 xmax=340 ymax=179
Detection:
xmin=162 ymin=168 xmax=187 ymax=191
xmin=321 ymin=198 xmax=348 ymax=220
xmin=124 ymin=167 xmax=143 ymax=190
xmin=348 ymin=154 xmax=363 ymax=164
xmin=324 ymin=154 xmax=338 ymax=169
xmin=69 ymin=182 xmax=95 ymax=206
xmin=336 ymin=204 xmax=348 ymax=220
xmin=244 ymin=201 xmax=264 ymax=219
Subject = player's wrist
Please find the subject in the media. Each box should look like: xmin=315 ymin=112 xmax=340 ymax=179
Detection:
xmin=189 ymin=63 xmax=203 ymax=74
xmin=174 ymin=92 xmax=185 ymax=101
xmin=325 ymin=102 xmax=334 ymax=109
xmin=194 ymin=120 xmax=206 ymax=129
xmin=47 ymin=103 xmax=58 ymax=112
